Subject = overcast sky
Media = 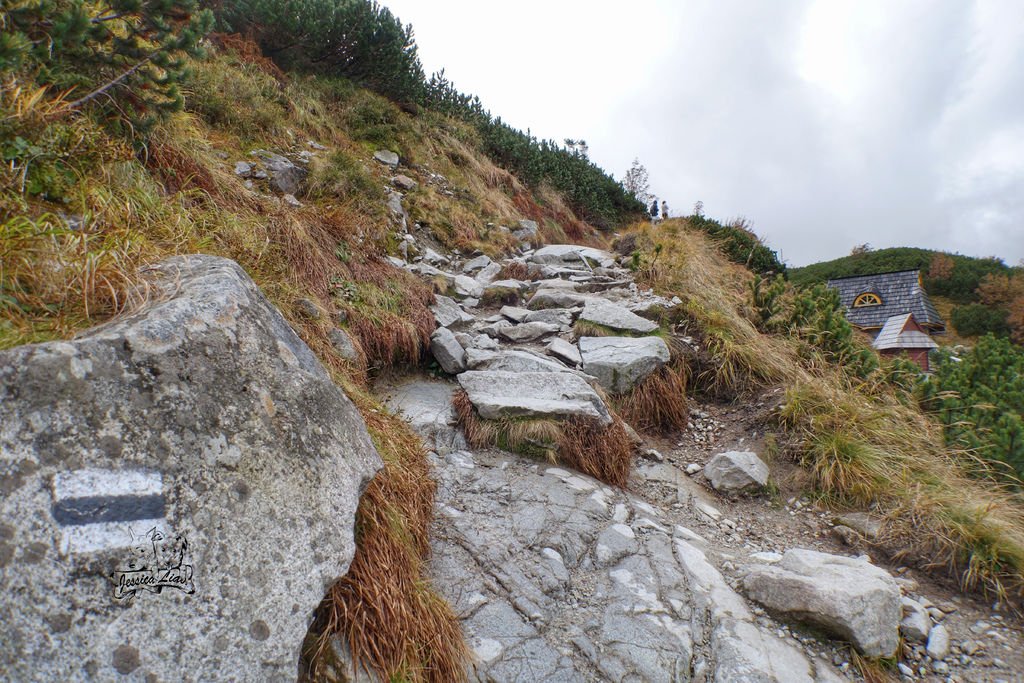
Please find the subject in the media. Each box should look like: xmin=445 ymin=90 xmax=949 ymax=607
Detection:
xmin=382 ymin=1 xmax=1024 ymax=267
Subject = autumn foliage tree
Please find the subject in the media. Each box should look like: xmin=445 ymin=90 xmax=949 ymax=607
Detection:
xmin=976 ymin=272 xmax=1024 ymax=343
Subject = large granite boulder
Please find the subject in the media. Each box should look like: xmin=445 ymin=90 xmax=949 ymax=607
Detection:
xmin=579 ymin=298 xmax=658 ymax=334
xmin=457 ymin=371 xmax=611 ymax=425
xmin=0 ymin=255 xmax=382 ymax=681
xmin=742 ymin=549 xmax=901 ymax=657
xmin=579 ymin=336 xmax=671 ymax=393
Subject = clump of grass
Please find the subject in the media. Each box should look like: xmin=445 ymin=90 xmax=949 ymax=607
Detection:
xmin=454 ymin=390 xmax=634 ymax=488
xmin=499 ymin=261 xmax=528 ymax=281
xmin=557 ymin=416 xmax=634 ymax=488
xmin=614 ymin=362 xmax=689 ymax=434
xmin=631 ymin=220 xmax=796 ymax=396
xmin=0 ymin=213 xmax=142 ymax=348
xmin=306 ymin=387 xmax=468 ymax=682
xmin=779 ymin=377 xmax=1024 ymax=600
xmin=479 ymin=285 xmax=520 ymax=307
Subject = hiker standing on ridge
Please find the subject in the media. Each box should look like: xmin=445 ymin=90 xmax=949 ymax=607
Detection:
xmin=661 ymin=200 xmax=669 ymax=220
xmin=650 ymin=199 xmax=659 ymax=223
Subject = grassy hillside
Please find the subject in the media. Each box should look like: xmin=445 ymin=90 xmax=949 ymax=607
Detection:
xmin=626 ymin=220 xmax=1024 ymax=602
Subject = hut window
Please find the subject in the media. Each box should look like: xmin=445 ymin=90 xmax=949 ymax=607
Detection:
xmin=853 ymin=292 xmax=882 ymax=307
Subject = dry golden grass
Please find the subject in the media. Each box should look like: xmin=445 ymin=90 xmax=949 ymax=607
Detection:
xmin=306 ymin=387 xmax=468 ymax=682
xmin=614 ymin=362 xmax=689 ymax=435
xmin=499 ymin=261 xmax=528 ymax=281
xmin=454 ymin=390 xmax=634 ymax=488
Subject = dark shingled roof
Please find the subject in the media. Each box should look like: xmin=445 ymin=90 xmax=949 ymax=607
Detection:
xmin=826 ymin=270 xmax=945 ymax=331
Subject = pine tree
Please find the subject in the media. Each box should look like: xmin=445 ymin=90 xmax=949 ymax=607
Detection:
xmin=2 ymin=0 xmax=213 ymax=128
xmin=215 ymin=0 xmax=425 ymax=103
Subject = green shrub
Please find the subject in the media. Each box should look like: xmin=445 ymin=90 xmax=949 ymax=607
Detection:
xmin=687 ymin=215 xmax=786 ymax=276
xmin=2 ymin=0 xmax=212 ymax=133
xmin=214 ymin=0 xmax=425 ymax=103
xmin=951 ymin=304 xmax=1011 ymax=338
xmin=923 ymin=336 xmax=1024 ymax=482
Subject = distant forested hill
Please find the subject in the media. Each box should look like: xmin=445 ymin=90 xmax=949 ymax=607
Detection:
xmin=790 ymin=247 xmax=1016 ymax=302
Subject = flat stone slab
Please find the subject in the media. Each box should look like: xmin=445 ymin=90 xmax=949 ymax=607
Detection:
xmin=528 ymin=289 xmax=591 ymax=310
xmin=579 ymin=298 xmax=658 ymax=334
xmin=457 ymin=371 xmax=611 ymax=425
xmin=579 ymin=336 xmax=671 ymax=394
xmin=429 ymin=450 xmax=845 ymax=682
xmin=0 ymin=255 xmax=382 ymax=681
xmin=529 ymin=244 xmax=614 ymax=267
xmin=497 ymin=321 xmax=559 ymax=343
xmin=381 ymin=378 xmax=466 ymax=455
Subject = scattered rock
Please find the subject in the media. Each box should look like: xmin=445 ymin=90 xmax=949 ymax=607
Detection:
xmin=0 ymin=255 xmax=381 ymax=681
xmin=926 ymin=623 xmax=950 ymax=661
xmin=392 ymin=174 xmax=417 ymax=190
xmin=512 ymin=219 xmax=538 ymax=242
xmin=900 ymin=598 xmax=931 ymax=643
xmin=529 ymin=244 xmax=613 ymax=267
xmin=295 ymin=297 xmax=321 ymax=319
xmin=498 ymin=321 xmax=559 ymax=343
xmin=234 ymin=161 xmax=253 ymax=177
xmin=430 ymin=327 xmax=467 ymax=375
xmin=742 ymin=548 xmax=901 ymax=657
xmin=431 ymin=295 xmax=474 ymax=328
xmin=283 ymin=193 xmax=302 ymax=207
xmin=546 ymin=338 xmax=582 ymax=366
xmin=578 ymin=336 xmax=670 ymax=393
xmin=462 ymin=255 xmax=492 ymax=273
xmin=328 ymin=328 xmax=360 ymax=362
xmin=474 ymin=262 xmax=502 ymax=285
xmin=422 ymin=247 xmax=450 ymax=265
xmin=704 ymin=451 xmax=769 ymax=494
xmin=528 ymin=288 xmax=590 ymax=310
xmin=836 ymin=512 xmax=882 ymax=540
xmin=685 ymin=463 xmax=703 ymax=475
xmin=452 ymin=274 xmax=485 ymax=299
xmin=373 ymin=149 xmax=399 ymax=168
xmin=499 ymin=305 xmax=530 ymax=323
xmin=251 ymin=150 xmax=308 ymax=195
xmin=831 ymin=525 xmax=860 ymax=546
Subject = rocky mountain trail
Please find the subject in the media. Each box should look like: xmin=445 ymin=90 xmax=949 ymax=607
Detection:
xmin=376 ymin=232 xmax=1024 ymax=682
